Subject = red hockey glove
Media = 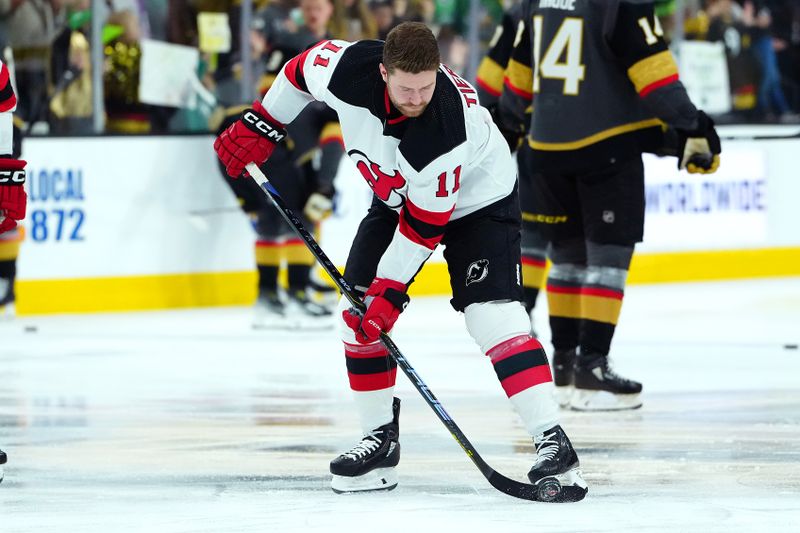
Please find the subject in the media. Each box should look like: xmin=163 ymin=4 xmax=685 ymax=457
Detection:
xmin=343 ymin=278 xmax=410 ymax=344
xmin=0 ymin=158 xmax=27 ymax=234
xmin=213 ymin=100 xmax=287 ymax=178
xmin=677 ymin=111 xmax=721 ymax=174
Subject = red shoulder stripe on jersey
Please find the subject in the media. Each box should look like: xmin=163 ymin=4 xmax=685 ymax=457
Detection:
xmin=283 ymin=45 xmax=319 ymax=94
xmin=639 ymin=74 xmax=680 ymax=97
xmin=0 ymin=64 xmax=16 ymax=113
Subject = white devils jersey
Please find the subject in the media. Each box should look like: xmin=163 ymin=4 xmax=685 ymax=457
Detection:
xmin=0 ymin=60 xmax=16 ymax=155
xmin=262 ymin=40 xmax=517 ymax=284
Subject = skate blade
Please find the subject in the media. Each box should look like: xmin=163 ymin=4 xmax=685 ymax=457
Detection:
xmin=331 ymin=467 xmax=398 ymax=493
xmin=553 ymin=385 xmax=573 ymax=408
xmin=286 ymin=312 xmax=336 ymax=331
xmin=532 ymin=467 xmax=588 ymax=503
xmin=284 ymin=316 xmax=334 ymax=331
xmin=570 ymin=389 xmax=642 ymax=411
xmin=251 ymin=318 xmax=291 ymax=330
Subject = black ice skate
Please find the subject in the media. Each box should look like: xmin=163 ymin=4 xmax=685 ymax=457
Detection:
xmin=528 ymin=424 xmax=588 ymax=502
xmin=552 ymin=348 xmax=576 ymax=408
xmin=0 ymin=448 xmax=6 ymax=483
xmin=252 ymin=290 xmax=287 ymax=330
xmin=284 ymin=290 xmax=333 ymax=330
xmin=571 ymin=352 xmax=643 ymax=411
xmin=0 ymin=277 xmax=14 ymax=318
xmin=330 ymin=398 xmax=401 ymax=493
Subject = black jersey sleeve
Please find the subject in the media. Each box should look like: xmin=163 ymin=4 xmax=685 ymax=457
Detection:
xmin=498 ymin=14 xmax=532 ymax=135
xmin=608 ymin=0 xmax=699 ymax=130
xmin=476 ymin=6 xmax=522 ymax=106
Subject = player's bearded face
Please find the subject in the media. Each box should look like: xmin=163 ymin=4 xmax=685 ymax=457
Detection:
xmin=381 ymin=65 xmax=437 ymax=118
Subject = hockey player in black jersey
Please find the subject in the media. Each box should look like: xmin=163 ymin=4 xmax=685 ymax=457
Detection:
xmin=215 ymin=22 xmax=587 ymax=501
xmin=214 ymin=102 xmax=341 ymax=329
xmin=476 ymin=3 xmax=549 ymax=335
xmin=500 ymin=0 xmax=721 ymax=411
xmin=213 ymin=1 xmax=345 ymax=329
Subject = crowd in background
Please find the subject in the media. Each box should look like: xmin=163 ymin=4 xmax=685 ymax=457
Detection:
xmin=681 ymin=0 xmax=800 ymax=123
xmin=0 ymin=0 xmax=798 ymax=136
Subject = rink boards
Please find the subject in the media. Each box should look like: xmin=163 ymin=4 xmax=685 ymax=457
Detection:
xmin=12 ymin=126 xmax=800 ymax=314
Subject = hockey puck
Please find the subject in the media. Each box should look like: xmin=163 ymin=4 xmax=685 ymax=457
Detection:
xmin=24 ymin=325 xmax=38 ymax=333
xmin=784 ymin=344 xmax=798 ymax=350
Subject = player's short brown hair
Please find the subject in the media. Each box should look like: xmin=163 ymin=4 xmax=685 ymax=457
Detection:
xmin=382 ymin=22 xmax=440 ymax=74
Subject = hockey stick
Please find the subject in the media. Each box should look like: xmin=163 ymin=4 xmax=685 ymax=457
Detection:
xmin=245 ymin=162 xmax=553 ymax=502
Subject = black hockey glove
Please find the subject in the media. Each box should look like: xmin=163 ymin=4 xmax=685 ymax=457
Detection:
xmin=676 ymin=111 xmax=721 ymax=174
xmin=487 ymin=104 xmax=525 ymax=152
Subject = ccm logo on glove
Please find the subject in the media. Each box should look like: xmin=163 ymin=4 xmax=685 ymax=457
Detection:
xmin=243 ymin=111 xmax=286 ymax=142
xmin=0 ymin=170 xmax=25 ymax=184
xmin=214 ymin=100 xmax=288 ymax=178
xmin=342 ymin=278 xmax=410 ymax=344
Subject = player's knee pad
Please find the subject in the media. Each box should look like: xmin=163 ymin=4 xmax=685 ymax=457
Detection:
xmin=464 ymin=301 xmax=532 ymax=354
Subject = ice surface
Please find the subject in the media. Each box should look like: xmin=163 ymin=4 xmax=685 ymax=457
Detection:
xmin=1 ymin=278 xmax=799 ymax=532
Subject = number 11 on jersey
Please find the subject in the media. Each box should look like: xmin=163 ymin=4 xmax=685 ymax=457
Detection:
xmin=436 ymin=165 xmax=462 ymax=198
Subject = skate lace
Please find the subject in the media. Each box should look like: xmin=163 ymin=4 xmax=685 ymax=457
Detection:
xmin=534 ymin=431 xmax=559 ymax=463
xmin=604 ymin=357 xmax=635 ymax=385
xmin=342 ymin=432 xmax=382 ymax=460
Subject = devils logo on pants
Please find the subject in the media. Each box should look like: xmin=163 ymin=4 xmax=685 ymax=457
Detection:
xmin=349 ymin=150 xmax=406 ymax=208
xmin=466 ymin=259 xmax=489 ymax=286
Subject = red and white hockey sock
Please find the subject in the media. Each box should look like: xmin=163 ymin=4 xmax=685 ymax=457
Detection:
xmin=344 ymin=341 xmax=397 ymax=433
xmin=487 ymin=335 xmax=559 ymax=436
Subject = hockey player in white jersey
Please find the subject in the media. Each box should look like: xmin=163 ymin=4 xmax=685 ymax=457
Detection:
xmin=215 ymin=22 xmax=587 ymax=502
xmin=0 ymin=58 xmax=28 ymax=481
